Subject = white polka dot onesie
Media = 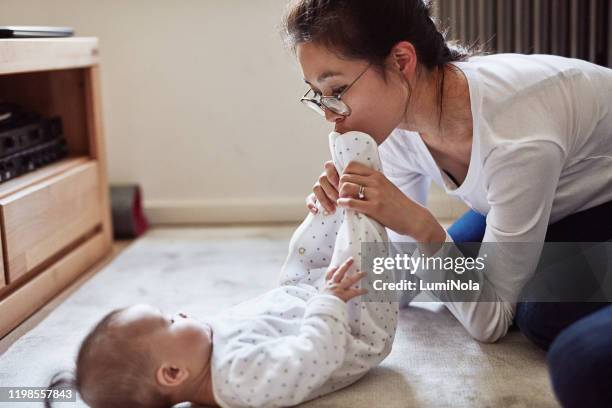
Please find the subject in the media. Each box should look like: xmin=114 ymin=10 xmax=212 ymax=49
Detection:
xmin=210 ymin=131 xmax=399 ymax=408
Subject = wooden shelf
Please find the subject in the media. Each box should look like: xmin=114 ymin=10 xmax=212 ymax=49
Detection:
xmin=0 ymin=37 xmax=112 ymax=338
xmin=0 ymin=37 xmax=98 ymax=75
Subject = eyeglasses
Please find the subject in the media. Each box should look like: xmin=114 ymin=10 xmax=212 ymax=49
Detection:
xmin=300 ymin=64 xmax=371 ymax=117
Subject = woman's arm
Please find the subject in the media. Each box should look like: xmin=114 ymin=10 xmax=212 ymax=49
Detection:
xmin=336 ymin=160 xmax=443 ymax=243
xmin=442 ymin=140 xmax=564 ymax=341
xmin=338 ymin=140 xmax=565 ymax=342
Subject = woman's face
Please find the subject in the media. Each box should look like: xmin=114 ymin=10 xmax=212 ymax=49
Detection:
xmin=297 ymin=42 xmax=408 ymax=144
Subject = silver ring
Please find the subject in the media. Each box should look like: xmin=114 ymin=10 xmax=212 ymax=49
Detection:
xmin=358 ymin=184 xmax=366 ymax=199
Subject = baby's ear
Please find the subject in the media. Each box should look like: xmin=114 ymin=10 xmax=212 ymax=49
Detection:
xmin=156 ymin=363 xmax=189 ymax=387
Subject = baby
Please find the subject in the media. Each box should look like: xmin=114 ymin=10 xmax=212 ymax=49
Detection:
xmin=45 ymin=131 xmax=399 ymax=408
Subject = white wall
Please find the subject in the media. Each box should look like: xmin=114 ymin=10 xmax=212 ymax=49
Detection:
xmin=0 ymin=0 xmax=466 ymax=224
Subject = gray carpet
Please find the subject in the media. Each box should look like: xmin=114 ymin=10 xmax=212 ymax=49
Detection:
xmin=0 ymin=226 xmax=559 ymax=407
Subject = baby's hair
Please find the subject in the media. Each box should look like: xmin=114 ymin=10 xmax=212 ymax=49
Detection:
xmin=45 ymin=307 xmax=174 ymax=408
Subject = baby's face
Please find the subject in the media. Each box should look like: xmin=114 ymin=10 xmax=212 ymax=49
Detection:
xmin=113 ymin=304 xmax=212 ymax=372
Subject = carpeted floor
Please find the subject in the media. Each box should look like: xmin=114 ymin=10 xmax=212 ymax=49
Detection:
xmin=0 ymin=226 xmax=559 ymax=407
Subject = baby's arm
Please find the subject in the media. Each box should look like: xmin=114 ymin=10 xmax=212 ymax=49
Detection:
xmin=218 ymin=295 xmax=347 ymax=407
xmin=219 ymin=259 xmax=364 ymax=407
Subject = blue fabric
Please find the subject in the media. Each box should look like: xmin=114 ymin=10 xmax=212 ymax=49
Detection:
xmin=547 ymin=305 xmax=612 ymax=408
xmin=514 ymin=302 xmax=609 ymax=351
xmin=447 ymin=209 xmax=486 ymax=243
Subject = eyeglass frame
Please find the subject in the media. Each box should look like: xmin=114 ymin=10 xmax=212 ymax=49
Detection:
xmin=300 ymin=63 xmax=371 ymax=117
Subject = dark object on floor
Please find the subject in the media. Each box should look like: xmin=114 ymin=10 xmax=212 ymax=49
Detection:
xmin=0 ymin=26 xmax=74 ymax=38
xmin=110 ymin=184 xmax=149 ymax=239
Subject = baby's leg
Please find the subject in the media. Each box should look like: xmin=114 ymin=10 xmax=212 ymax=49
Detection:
xmin=309 ymin=208 xmax=400 ymax=395
xmin=318 ymin=131 xmax=399 ymax=387
xmin=279 ymin=202 xmax=344 ymax=287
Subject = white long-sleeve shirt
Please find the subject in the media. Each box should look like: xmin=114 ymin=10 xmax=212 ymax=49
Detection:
xmin=379 ymin=53 xmax=612 ymax=342
xmin=210 ymin=131 xmax=398 ymax=407
xmin=209 ymin=288 xmax=352 ymax=407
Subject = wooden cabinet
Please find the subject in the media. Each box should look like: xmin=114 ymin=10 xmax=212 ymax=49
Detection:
xmin=0 ymin=38 xmax=113 ymax=338
xmin=0 ymin=161 xmax=103 ymax=282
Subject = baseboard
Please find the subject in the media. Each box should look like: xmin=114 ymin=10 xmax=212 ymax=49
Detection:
xmin=145 ymin=193 xmax=468 ymax=225
xmin=145 ymin=198 xmax=309 ymax=224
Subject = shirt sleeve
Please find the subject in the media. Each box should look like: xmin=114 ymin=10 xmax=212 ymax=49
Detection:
xmin=413 ymin=140 xmax=565 ymax=342
xmin=216 ymin=294 xmax=349 ymax=407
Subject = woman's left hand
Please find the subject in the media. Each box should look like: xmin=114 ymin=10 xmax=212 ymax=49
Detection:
xmin=336 ymin=161 xmax=446 ymax=243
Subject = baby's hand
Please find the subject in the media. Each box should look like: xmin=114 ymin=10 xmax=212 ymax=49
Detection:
xmin=321 ymin=257 xmax=368 ymax=302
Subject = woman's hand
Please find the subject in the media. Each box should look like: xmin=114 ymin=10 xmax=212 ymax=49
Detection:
xmin=336 ymin=161 xmax=446 ymax=243
xmin=306 ymin=161 xmax=340 ymax=214
xmin=321 ymin=257 xmax=368 ymax=302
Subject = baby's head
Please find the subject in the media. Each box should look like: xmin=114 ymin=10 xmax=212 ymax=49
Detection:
xmin=45 ymin=304 xmax=213 ymax=408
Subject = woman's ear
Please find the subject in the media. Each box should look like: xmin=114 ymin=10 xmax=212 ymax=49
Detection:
xmin=156 ymin=363 xmax=189 ymax=387
xmin=387 ymin=41 xmax=417 ymax=78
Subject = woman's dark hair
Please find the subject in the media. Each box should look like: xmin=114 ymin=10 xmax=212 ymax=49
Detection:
xmin=45 ymin=308 xmax=173 ymax=408
xmin=280 ymin=0 xmax=485 ymax=130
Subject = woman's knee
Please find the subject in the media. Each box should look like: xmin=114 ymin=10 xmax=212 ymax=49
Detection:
xmin=547 ymin=305 xmax=612 ymax=407
xmin=514 ymin=302 xmax=556 ymax=350
xmin=515 ymin=302 xmax=609 ymax=351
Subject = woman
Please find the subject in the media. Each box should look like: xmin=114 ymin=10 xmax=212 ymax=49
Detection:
xmin=280 ymin=0 xmax=612 ymax=407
